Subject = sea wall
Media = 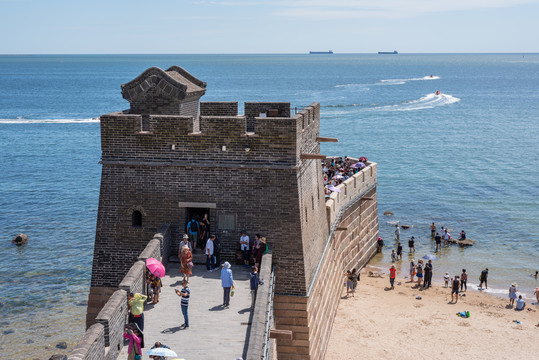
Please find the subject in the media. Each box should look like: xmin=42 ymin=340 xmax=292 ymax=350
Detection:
xmin=73 ymin=226 xmax=170 ymax=360
xmin=274 ymin=162 xmax=379 ymax=360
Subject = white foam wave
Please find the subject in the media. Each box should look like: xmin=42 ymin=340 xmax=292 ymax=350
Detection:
xmin=379 ymin=75 xmax=440 ymax=86
xmin=0 ymin=118 xmax=100 ymax=124
xmin=375 ymin=93 xmax=460 ymax=112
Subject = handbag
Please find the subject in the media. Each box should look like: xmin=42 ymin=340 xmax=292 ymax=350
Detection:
xmin=188 ymin=261 xmax=194 ymax=268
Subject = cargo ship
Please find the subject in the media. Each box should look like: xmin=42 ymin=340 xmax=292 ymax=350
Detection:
xmin=309 ymin=50 xmax=333 ymax=54
xmin=378 ymin=50 xmax=398 ymax=54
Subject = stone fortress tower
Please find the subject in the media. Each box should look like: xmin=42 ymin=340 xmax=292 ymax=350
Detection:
xmin=88 ymin=66 xmax=379 ymax=359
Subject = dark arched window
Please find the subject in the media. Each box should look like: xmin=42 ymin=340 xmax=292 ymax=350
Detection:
xmin=132 ymin=210 xmax=142 ymax=227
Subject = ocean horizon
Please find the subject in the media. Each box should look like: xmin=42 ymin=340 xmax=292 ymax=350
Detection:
xmin=1 ymin=53 xmax=538 ymax=359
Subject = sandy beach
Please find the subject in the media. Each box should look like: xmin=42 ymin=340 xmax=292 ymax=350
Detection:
xmin=326 ymin=265 xmax=539 ymax=360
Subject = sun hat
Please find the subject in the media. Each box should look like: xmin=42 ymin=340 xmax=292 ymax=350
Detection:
xmin=512 ymin=283 xmax=517 ymax=287
xmin=183 ymin=234 xmax=189 ymax=239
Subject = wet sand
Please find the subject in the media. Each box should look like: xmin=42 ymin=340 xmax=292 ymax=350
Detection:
xmin=326 ymin=266 xmax=539 ymax=360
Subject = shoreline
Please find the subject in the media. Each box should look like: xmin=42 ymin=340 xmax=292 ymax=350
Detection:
xmin=327 ymin=265 xmax=539 ymax=360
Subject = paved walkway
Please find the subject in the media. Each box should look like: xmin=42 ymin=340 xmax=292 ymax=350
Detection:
xmin=118 ymin=262 xmax=253 ymax=360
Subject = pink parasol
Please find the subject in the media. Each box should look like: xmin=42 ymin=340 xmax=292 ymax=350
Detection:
xmin=146 ymin=258 xmax=165 ymax=278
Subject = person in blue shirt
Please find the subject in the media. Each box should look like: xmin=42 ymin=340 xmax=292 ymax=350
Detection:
xmin=221 ymin=262 xmax=234 ymax=308
xmin=187 ymin=218 xmax=199 ymax=251
xmin=515 ymin=295 xmax=526 ymax=311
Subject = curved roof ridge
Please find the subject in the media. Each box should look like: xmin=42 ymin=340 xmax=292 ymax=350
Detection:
xmin=166 ymin=66 xmax=207 ymax=89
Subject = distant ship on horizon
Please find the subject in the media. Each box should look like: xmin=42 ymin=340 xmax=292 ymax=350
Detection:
xmin=378 ymin=50 xmax=398 ymax=54
xmin=309 ymin=50 xmax=333 ymax=54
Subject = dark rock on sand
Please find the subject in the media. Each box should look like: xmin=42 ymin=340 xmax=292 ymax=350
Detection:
xmin=3 ymin=329 xmax=14 ymax=335
xmin=11 ymin=233 xmax=28 ymax=246
xmin=55 ymin=341 xmax=68 ymax=349
xmin=383 ymin=211 xmax=394 ymax=216
xmin=49 ymin=355 xmax=68 ymax=360
xmin=26 ymin=339 xmax=34 ymax=344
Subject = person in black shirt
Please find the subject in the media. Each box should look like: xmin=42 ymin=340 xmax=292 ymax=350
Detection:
xmin=396 ymin=243 xmax=403 ymax=260
xmin=424 ymin=260 xmax=433 ymax=288
xmin=451 ymin=275 xmax=460 ymax=303
xmin=434 ymin=232 xmax=442 ymax=251
xmin=480 ymin=268 xmax=488 ymax=289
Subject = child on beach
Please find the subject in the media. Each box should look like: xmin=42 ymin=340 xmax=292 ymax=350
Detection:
xmin=444 ymin=272 xmax=450 ymax=287
xmin=409 ymin=260 xmax=416 ymax=283
xmin=345 ymin=270 xmax=353 ymax=296
xmin=389 ymin=264 xmax=396 ymax=289
xmin=416 ymin=260 xmax=424 ymax=287
xmin=391 ymin=250 xmax=396 ymax=263
xmin=451 ymin=275 xmax=460 ymax=303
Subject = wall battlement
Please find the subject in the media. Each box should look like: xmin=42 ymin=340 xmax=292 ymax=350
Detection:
xmin=100 ymin=102 xmax=320 ymax=168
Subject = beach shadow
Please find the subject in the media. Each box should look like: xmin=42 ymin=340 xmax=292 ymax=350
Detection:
xmin=384 ymin=287 xmax=393 ymax=291
xmin=447 ymin=301 xmax=457 ymax=305
xmin=506 ymin=304 xmax=514 ymax=309
xmin=169 ymin=280 xmax=183 ymax=287
xmin=209 ymin=305 xmax=226 ymax=312
xmin=161 ymin=326 xmax=183 ymax=334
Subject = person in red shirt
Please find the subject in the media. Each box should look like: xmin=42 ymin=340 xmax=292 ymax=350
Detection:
xmin=389 ymin=264 xmax=396 ymax=289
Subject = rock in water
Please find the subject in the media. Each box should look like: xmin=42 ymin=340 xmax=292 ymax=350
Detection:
xmin=55 ymin=342 xmax=67 ymax=349
xmin=383 ymin=211 xmax=394 ymax=216
xmin=11 ymin=233 xmax=28 ymax=246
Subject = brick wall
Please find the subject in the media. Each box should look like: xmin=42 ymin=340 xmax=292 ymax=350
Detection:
xmin=273 ymin=163 xmax=379 ymax=360
xmin=200 ymin=102 xmax=238 ymax=116
xmin=67 ymin=323 xmax=105 ymax=360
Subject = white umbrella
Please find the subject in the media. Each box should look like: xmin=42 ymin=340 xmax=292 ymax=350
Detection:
xmin=147 ymin=348 xmax=178 ymax=357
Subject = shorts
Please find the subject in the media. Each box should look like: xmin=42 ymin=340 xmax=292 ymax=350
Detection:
xmin=346 ymin=281 xmax=353 ymax=290
xmin=417 ymin=273 xmax=423 ymax=278
xmin=452 ymin=289 xmax=459 ymax=295
xmin=435 ymin=240 xmax=441 ymax=244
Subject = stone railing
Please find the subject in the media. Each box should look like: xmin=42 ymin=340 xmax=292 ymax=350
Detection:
xmin=325 ymin=161 xmax=378 ymax=228
xmin=67 ymin=225 xmax=171 ymax=360
xmin=244 ymin=251 xmax=276 ymax=360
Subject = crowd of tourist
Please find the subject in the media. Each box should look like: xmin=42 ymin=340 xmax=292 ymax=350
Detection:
xmin=322 ymin=156 xmax=368 ymax=195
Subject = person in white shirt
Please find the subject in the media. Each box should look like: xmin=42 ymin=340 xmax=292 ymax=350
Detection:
xmin=205 ymin=235 xmax=215 ymax=271
xmin=394 ymin=224 xmax=400 ymax=241
xmin=240 ymin=231 xmax=250 ymax=267
xmin=515 ymin=295 xmax=526 ymax=310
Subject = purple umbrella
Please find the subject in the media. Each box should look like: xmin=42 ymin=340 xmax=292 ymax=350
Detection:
xmin=328 ymin=186 xmax=341 ymax=193
xmin=355 ymin=162 xmax=366 ymax=169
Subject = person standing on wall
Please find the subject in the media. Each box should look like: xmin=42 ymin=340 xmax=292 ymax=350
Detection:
xmin=175 ymin=280 xmax=190 ymax=329
xmin=205 ymin=235 xmax=216 ymax=272
xmin=240 ymin=230 xmax=250 ymax=267
xmin=128 ymin=292 xmax=147 ymax=332
xmin=255 ymin=236 xmax=267 ymax=269
xmin=221 ymin=262 xmax=234 ymax=308
xmin=187 ymin=217 xmax=199 ymax=252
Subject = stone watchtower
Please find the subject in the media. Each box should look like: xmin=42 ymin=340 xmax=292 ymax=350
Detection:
xmin=88 ymin=66 xmax=379 ymax=359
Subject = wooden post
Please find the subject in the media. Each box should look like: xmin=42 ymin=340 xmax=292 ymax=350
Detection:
xmin=316 ymin=137 xmax=338 ymax=143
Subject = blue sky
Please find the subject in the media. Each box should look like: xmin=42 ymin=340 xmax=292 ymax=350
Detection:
xmin=1 ymin=0 xmax=538 ymax=53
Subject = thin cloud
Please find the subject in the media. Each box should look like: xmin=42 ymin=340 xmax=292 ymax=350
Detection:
xmin=199 ymin=0 xmax=539 ymax=19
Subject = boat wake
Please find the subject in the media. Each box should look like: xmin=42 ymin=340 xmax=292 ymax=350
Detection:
xmin=379 ymin=75 xmax=440 ymax=86
xmin=375 ymin=93 xmax=460 ymax=112
xmin=0 ymin=118 xmax=100 ymax=124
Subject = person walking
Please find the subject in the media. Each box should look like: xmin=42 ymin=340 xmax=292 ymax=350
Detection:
xmin=389 ymin=264 xmax=396 ymax=289
xmin=434 ymin=232 xmax=442 ymax=252
xmin=377 ymin=237 xmax=384 ymax=253
xmin=221 ymin=261 xmax=234 ymax=308
xmin=416 ymin=260 xmax=423 ymax=287
xmin=408 ymin=236 xmax=415 ymax=253
xmin=128 ymin=292 xmax=147 ymax=332
xmin=351 ymin=268 xmax=359 ymax=295
xmin=424 ymin=260 xmax=433 ymax=288
xmin=180 ymin=245 xmax=193 ymax=282
xmin=175 ymin=280 xmax=190 ymax=329
xmin=479 ymin=268 xmax=488 ymax=289
xmin=396 ymin=242 xmax=403 ymax=260
xmin=240 ymin=230 xmax=250 ymax=267
xmin=187 ymin=217 xmax=199 ymax=251
xmin=395 ymin=224 xmax=400 ymax=241
xmin=250 ymin=266 xmax=260 ymax=309
xmin=451 ymin=275 xmax=460 ymax=303
xmin=460 ymin=269 xmax=467 ymax=291
xmin=179 ymin=234 xmax=192 ymax=252
xmin=205 ymin=235 xmax=216 ymax=272
xmin=508 ymin=283 xmax=518 ymax=307
xmin=409 ymin=259 xmax=416 ymax=283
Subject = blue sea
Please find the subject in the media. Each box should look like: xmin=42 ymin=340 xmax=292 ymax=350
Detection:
xmin=1 ymin=54 xmax=538 ymax=358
